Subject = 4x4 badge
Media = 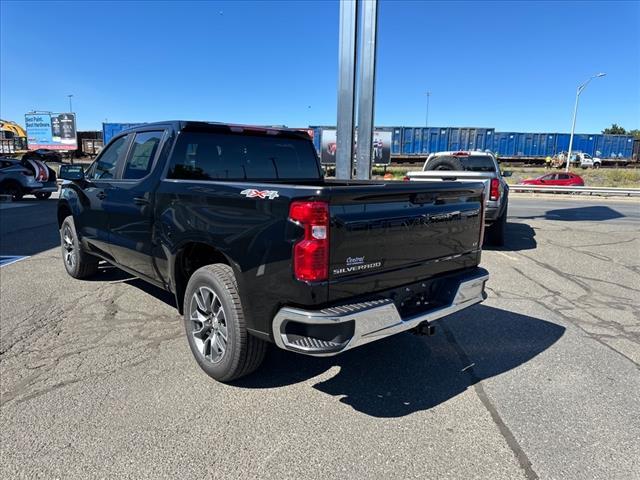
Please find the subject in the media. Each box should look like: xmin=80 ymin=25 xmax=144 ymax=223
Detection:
xmin=240 ymin=189 xmax=280 ymax=200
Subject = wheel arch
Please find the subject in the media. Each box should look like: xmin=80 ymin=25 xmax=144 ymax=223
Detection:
xmin=172 ymin=242 xmax=235 ymax=314
xmin=57 ymin=200 xmax=73 ymax=228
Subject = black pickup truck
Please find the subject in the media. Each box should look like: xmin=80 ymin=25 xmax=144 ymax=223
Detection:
xmin=58 ymin=121 xmax=489 ymax=382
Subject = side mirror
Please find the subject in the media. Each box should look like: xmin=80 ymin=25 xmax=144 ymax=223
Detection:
xmin=501 ymin=171 xmax=512 ymax=177
xmin=59 ymin=164 xmax=85 ymax=181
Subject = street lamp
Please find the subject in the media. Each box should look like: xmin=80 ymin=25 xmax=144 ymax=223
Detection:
xmin=67 ymin=94 xmax=74 ymax=112
xmin=565 ymin=73 xmax=606 ymax=172
xmin=425 ymin=91 xmax=431 ymax=129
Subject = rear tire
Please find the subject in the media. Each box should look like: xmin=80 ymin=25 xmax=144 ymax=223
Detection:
xmin=183 ymin=264 xmax=267 ymax=382
xmin=0 ymin=181 xmax=23 ymax=201
xmin=35 ymin=192 xmax=52 ymax=200
xmin=486 ymin=203 xmax=507 ymax=247
xmin=60 ymin=216 xmax=99 ymax=279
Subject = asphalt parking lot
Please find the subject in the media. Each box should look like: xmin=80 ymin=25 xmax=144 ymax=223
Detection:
xmin=1 ymin=195 xmax=639 ymax=479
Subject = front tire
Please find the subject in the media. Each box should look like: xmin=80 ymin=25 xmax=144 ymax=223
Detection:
xmin=60 ymin=216 xmax=99 ymax=278
xmin=184 ymin=264 xmax=266 ymax=382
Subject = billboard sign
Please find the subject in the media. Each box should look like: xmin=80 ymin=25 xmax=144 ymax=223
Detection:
xmin=319 ymin=128 xmax=392 ymax=165
xmin=25 ymin=113 xmax=77 ymax=150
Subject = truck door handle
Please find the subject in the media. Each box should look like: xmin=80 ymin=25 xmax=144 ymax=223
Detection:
xmin=97 ymin=191 xmax=106 ymax=200
xmin=133 ymin=197 xmax=150 ymax=205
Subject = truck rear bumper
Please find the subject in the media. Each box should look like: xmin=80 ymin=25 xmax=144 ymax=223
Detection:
xmin=272 ymin=268 xmax=489 ymax=356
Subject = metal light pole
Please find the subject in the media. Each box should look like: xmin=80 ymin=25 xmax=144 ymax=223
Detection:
xmin=67 ymin=94 xmax=74 ymax=112
xmin=336 ymin=0 xmax=359 ymax=179
xmin=354 ymin=0 xmax=379 ymax=180
xmin=565 ymin=73 xmax=606 ymax=172
xmin=425 ymin=91 xmax=431 ymax=129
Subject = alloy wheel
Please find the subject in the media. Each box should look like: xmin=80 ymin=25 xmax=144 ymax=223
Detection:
xmin=189 ymin=286 xmax=228 ymax=363
xmin=62 ymin=225 xmax=76 ymax=270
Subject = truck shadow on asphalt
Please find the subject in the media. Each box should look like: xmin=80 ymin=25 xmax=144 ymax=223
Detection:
xmin=234 ymin=305 xmax=565 ymax=418
xmin=483 ymin=221 xmax=537 ymax=251
xmin=512 ymin=205 xmax=625 ymax=222
xmin=0 ymin=199 xmax=60 ymax=257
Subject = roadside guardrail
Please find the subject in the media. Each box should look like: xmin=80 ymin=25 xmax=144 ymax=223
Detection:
xmin=510 ymin=185 xmax=640 ymax=197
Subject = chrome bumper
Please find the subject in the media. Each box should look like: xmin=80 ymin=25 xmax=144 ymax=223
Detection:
xmin=272 ymin=272 xmax=489 ymax=356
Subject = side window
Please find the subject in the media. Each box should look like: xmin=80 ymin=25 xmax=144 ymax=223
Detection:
xmin=90 ymin=135 xmax=130 ymax=180
xmin=122 ymin=131 xmax=163 ymax=180
xmin=558 ymin=174 xmax=569 ymax=180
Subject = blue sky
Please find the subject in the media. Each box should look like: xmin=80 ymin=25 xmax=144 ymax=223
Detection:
xmin=1 ymin=0 xmax=638 ymax=133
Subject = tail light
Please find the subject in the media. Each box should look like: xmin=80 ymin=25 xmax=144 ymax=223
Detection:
xmin=403 ymin=175 xmax=410 ymax=182
xmin=289 ymin=201 xmax=329 ymax=282
xmin=489 ymin=178 xmax=500 ymax=201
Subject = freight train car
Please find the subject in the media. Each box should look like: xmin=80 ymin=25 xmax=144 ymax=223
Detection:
xmin=102 ymin=123 xmax=146 ymax=145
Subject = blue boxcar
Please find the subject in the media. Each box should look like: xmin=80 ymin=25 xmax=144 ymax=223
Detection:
xmin=493 ymin=132 xmax=519 ymax=157
xmin=595 ymin=135 xmax=634 ymax=158
xmin=399 ymin=127 xmax=494 ymax=155
xmin=102 ymin=123 xmax=145 ymax=145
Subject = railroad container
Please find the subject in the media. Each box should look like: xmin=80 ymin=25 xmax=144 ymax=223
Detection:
xmin=595 ymin=134 xmax=634 ymax=159
xmin=75 ymin=131 xmax=102 ymax=157
xmin=446 ymin=127 xmax=494 ymax=152
xmin=81 ymin=139 xmax=104 ymax=156
xmin=425 ymin=128 xmax=451 ymax=153
xmin=102 ymin=123 xmax=145 ymax=145
xmin=633 ymin=139 xmax=640 ymax=162
xmin=520 ymin=133 xmax=557 ymax=157
xmin=493 ymin=132 xmax=519 ymax=157
xmin=391 ymin=127 xmax=402 ymax=154
xmin=400 ymin=127 xmax=493 ymax=155
xmin=571 ymin=134 xmax=599 ymax=156
xmin=555 ymin=133 xmax=570 ymax=154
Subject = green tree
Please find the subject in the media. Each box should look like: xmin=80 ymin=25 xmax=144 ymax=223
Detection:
xmin=627 ymin=129 xmax=640 ymax=139
xmin=602 ymin=124 xmax=627 ymax=134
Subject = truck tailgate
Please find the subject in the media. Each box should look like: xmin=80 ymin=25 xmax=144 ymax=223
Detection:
xmin=327 ymin=181 xmax=484 ymax=301
xmin=406 ymin=170 xmax=493 ymax=196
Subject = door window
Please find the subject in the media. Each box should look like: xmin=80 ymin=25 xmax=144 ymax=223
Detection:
xmin=90 ymin=135 xmax=130 ymax=180
xmin=122 ymin=131 xmax=163 ymax=179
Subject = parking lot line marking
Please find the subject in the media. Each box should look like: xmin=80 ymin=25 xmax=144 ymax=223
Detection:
xmin=0 ymin=256 xmax=30 ymax=267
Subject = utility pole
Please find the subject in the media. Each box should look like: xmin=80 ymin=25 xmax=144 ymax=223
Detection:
xmin=565 ymin=73 xmax=606 ymax=172
xmin=425 ymin=91 xmax=431 ymax=129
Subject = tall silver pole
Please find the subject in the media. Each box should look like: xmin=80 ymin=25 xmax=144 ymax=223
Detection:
xmin=67 ymin=94 xmax=74 ymax=112
xmin=565 ymin=73 xmax=606 ymax=172
xmin=565 ymin=89 xmax=580 ymax=173
xmin=355 ymin=0 xmax=378 ymax=180
xmin=425 ymin=91 xmax=431 ymax=129
xmin=336 ymin=0 xmax=358 ymax=180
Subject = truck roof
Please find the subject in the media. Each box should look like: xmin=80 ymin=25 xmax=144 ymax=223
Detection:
xmin=122 ymin=121 xmax=311 ymax=139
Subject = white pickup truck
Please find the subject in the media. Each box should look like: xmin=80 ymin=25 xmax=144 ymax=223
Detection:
xmin=574 ymin=152 xmax=602 ymax=169
xmin=406 ymin=151 xmax=510 ymax=246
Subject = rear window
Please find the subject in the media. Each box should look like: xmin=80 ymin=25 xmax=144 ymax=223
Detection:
xmin=432 ymin=155 xmax=496 ymax=172
xmin=167 ymin=131 xmax=320 ymax=181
